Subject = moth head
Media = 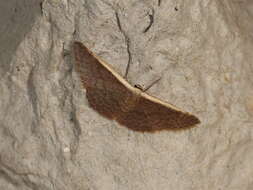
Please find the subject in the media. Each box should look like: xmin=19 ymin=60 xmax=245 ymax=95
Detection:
xmin=134 ymin=84 xmax=144 ymax=91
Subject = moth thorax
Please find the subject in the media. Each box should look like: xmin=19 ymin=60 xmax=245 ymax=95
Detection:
xmin=120 ymin=93 xmax=139 ymax=112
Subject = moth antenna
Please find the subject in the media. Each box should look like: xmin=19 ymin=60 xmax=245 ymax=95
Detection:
xmin=143 ymin=77 xmax=161 ymax=92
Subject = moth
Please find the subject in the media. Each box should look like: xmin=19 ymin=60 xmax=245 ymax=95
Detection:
xmin=73 ymin=41 xmax=200 ymax=132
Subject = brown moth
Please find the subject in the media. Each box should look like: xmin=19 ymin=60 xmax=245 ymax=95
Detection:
xmin=73 ymin=41 xmax=200 ymax=132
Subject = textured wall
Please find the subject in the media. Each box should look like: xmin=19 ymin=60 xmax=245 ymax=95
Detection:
xmin=0 ymin=0 xmax=253 ymax=189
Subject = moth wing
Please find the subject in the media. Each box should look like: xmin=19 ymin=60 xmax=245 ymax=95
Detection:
xmin=117 ymin=93 xmax=200 ymax=132
xmin=73 ymin=41 xmax=133 ymax=119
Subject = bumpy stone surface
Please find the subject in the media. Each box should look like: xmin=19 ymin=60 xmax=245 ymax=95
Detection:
xmin=0 ymin=0 xmax=253 ymax=190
